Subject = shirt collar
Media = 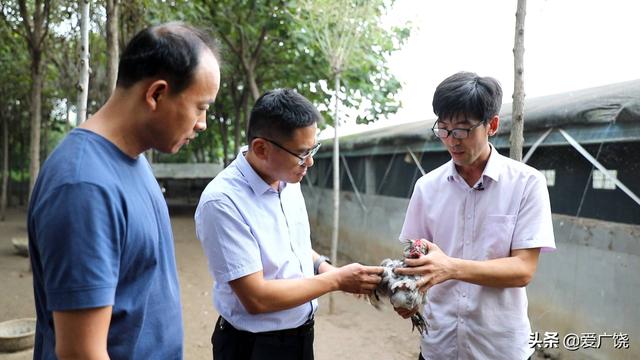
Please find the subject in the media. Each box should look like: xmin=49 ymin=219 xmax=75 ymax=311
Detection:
xmin=481 ymin=143 xmax=502 ymax=183
xmin=235 ymin=146 xmax=283 ymax=195
xmin=445 ymin=161 xmax=457 ymax=182
xmin=446 ymin=143 xmax=502 ymax=184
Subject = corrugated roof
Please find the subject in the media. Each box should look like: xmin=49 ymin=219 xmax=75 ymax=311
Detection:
xmin=321 ymin=79 xmax=640 ymax=151
xmin=498 ymin=79 xmax=640 ymax=133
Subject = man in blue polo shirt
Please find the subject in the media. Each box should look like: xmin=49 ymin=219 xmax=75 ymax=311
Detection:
xmin=28 ymin=23 xmax=220 ymax=359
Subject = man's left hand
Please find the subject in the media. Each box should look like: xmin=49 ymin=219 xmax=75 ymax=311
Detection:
xmin=394 ymin=240 xmax=456 ymax=292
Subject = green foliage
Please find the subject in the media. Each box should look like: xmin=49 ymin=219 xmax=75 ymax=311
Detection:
xmin=292 ymin=0 xmax=410 ymax=124
xmin=0 ymin=8 xmax=33 ymax=191
xmin=0 ymin=0 xmax=410 ymax=179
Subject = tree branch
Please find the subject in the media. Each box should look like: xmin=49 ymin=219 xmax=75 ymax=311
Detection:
xmin=212 ymin=6 xmax=241 ymax=58
xmin=249 ymin=25 xmax=268 ymax=68
xmin=245 ymin=0 xmax=257 ymax=23
xmin=38 ymin=0 xmax=52 ymax=51
xmin=17 ymin=0 xmax=34 ymax=49
xmin=218 ymin=30 xmax=241 ymax=59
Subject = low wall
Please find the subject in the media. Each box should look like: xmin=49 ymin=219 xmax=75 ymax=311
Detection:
xmin=303 ymin=186 xmax=640 ymax=360
xmin=304 ymin=187 xmax=409 ymax=264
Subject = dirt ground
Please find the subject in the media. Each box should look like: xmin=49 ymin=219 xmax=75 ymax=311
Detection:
xmin=0 ymin=207 xmax=419 ymax=360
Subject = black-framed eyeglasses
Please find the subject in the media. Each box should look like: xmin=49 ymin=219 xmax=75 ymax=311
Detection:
xmin=258 ymin=137 xmax=321 ymax=166
xmin=431 ymin=121 xmax=484 ymax=139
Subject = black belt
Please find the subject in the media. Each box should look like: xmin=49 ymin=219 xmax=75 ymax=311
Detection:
xmin=217 ymin=316 xmax=314 ymax=337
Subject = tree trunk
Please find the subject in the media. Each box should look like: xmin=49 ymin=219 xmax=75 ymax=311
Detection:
xmin=329 ymin=74 xmax=341 ymax=314
xmin=19 ymin=120 xmax=27 ymax=205
xmin=235 ymin=89 xmax=250 ymax=155
xmin=195 ymin=148 xmax=204 ymax=163
xmin=76 ymin=0 xmax=91 ymax=124
xmin=246 ymin=68 xmax=260 ymax=103
xmin=42 ymin=112 xmax=49 ymax=159
xmin=106 ymin=0 xmax=120 ymax=94
xmin=65 ymin=98 xmax=72 ymax=132
xmin=218 ymin=117 xmax=229 ymax=167
xmin=16 ymin=0 xmax=51 ymax=200
xmin=509 ymin=0 xmax=526 ymax=161
xmin=1 ymin=115 xmax=9 ymax=221
xmin=28 ymin=51 xmax=43 ymax=199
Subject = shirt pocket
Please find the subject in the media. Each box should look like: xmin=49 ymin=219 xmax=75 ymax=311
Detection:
xmin=478 ymin=215 xmax=516 ymax=260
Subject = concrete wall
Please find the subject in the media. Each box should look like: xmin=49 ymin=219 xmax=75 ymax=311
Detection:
xmin=304 ymin=186 xmax=409 ymax=264
xmin=303 ymin=186 xmax=640 ymax=360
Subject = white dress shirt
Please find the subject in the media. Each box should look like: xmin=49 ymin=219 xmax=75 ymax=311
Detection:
xmin=195 ymin=149 xmax=317 ymax=332
xmin=400 ymin=144 xmax=556 ymax=360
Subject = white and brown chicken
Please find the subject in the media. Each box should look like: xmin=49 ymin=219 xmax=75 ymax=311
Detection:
xmin=369 ymin=238 xmax=429 ymax=334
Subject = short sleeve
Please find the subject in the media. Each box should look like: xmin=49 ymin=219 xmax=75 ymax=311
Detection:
xmin=399 ymin=178 xmax=431 ymax=242
xmin=31 ymin=182 xmax=125 ymax=311
xmin=511 ymin=174 xmax=556 ymax=252
xmin=195 ymin=197 xmax=262 ymax=283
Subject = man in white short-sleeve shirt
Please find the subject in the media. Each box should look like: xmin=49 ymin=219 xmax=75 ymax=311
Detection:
xmin=395 ymin=72 xmax=556 ymax=360
xmin=195 ymin=89 xmax=383 ymax=360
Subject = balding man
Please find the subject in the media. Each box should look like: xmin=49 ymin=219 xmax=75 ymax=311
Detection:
xmin=28 ymin=22 xmax=221 ymax=359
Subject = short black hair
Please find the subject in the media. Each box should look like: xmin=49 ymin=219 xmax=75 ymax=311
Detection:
xmin=432 ymin=71 xmax=503 ymax=123
xmin=247 ymin=89 xmax=320 ymax=145
xmin=116 ymin=22 xmax=220 ymax=94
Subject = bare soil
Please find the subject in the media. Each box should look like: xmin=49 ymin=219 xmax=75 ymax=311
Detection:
xmin=0 ymin=207 xmax=419 ymax=359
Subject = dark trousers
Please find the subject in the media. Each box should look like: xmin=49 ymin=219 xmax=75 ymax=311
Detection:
xmin=212 ymin=316 xmax=314 ymax=360
xmin=418 ymin=352 xmax=533 ymax=359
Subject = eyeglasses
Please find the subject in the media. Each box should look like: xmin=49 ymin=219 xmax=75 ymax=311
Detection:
xmin=259 ymin=137 xmax=321 ymax=166
xmin=432 ymin=121 xmax=484 ymax=139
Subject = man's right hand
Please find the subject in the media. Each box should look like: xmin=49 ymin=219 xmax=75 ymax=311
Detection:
xmin=332 ymin=263 xmax=383 ymax=295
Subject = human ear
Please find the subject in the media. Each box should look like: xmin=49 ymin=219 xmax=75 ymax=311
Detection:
xmin=145 ymin=80 xmax=169 ymax=111
xmin=251 ymin=138 xmax=269 ymax=160
xmin=488 ymin=115 xmax=500 ymax=136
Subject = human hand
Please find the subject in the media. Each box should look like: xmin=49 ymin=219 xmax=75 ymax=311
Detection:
xmin=334 ymin=263 xmax=383 ymax=295
xmin=394 ymin=240 xmax=454 ymax=292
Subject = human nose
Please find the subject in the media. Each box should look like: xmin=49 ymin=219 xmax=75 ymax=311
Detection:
xmin=303 ymin=154 xmax=314 ymax=167
xmin=195 ymin=113 xmax=207 ymax=133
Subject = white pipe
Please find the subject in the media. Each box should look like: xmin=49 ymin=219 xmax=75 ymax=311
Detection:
xmin=406 ymin=147 xmax=426 ymax=175
xmin=558 ymin=128 xmax=640 ymax=207
xmin=523 ymin=127 xmax=553 ymax=164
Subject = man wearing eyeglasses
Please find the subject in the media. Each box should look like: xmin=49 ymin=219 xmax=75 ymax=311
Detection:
xmin=394 ymin=72 xmax=556 ymax=360
xmin=195 ymin=88 xmax=383 ymax=360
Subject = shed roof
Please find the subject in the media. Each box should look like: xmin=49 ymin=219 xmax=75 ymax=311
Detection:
xmin=498 ymin=79 xmax=640 ymax=133
xmin=322 ymin=79 xmax=640 ymax=152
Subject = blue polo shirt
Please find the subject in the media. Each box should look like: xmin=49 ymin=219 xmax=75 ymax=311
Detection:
xmin=28 ymin=128 xmax=183 ymax=359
